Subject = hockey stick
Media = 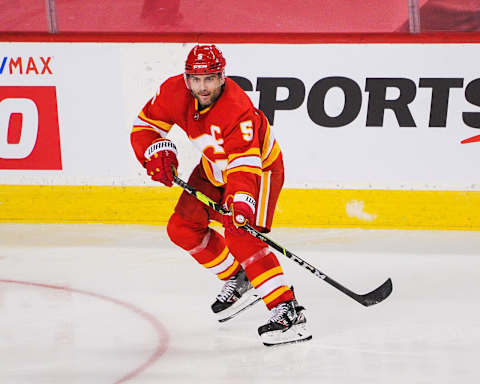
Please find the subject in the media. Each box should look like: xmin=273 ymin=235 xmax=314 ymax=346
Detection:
xmin=173 ymin=175 xmax=393 ymax=307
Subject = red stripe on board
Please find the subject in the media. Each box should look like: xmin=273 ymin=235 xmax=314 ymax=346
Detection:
xmin=0 ymin=279 xmax=169 ymax=384
xmin=2 ymin=32 xmax=480 ymax=44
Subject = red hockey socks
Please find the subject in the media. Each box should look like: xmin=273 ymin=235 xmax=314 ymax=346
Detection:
xmin=167 ymin=213 xmax=240 ymax=280
xmin=225 ymin=231 xmax=294 ymax=310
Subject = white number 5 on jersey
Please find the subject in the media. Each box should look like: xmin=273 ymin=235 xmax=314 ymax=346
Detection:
xmin=240 ymin=120 xmax=253 ymax=141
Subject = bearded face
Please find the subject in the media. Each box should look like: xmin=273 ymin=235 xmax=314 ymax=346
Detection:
xmin=186 ymin=73 xmax=225 ymax=108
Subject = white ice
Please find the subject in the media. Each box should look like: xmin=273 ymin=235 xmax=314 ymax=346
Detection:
xmin=1 ymin=223 xmax=479 ymax=384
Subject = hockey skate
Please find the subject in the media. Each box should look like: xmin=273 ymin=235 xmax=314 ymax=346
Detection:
xmin=258 ymin=297 xmax=312 ymax=346
xmin=211 ymin=268 xmax=261 ymax=322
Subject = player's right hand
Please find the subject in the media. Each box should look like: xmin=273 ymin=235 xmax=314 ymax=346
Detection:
xmin=144 ymin=138 xmax=178 ymax=187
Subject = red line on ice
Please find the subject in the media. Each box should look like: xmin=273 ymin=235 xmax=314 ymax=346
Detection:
xmin=0 ymin=279 xmax=169 ymax=383
xmin=461 ymin=135 xmax=480 ymax=144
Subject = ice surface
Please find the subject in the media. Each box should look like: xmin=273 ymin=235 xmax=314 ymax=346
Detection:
xmin=0 ymin=224 xmax=479 ymax=383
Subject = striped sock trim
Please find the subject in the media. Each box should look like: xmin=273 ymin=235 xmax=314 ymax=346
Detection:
xmin=254 ymin=274 xmax=286 ymax=298
xmin=202 ymin=246 xmax=229 ymax=268
xmin=263 ymin=285 xmax=290 ymax=305
xmin=251 ymin=266 xmax=283 ymax=288
xmin=208 ymin=253 xmax=235 ymax=275
xmin=218 ymin=260 xmax=240 ymax=280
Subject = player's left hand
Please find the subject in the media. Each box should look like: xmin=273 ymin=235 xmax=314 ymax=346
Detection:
xmin=223 ymin=193 xmax=256 ymax=234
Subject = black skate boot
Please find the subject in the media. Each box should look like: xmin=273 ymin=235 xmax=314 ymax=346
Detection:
xmin=258 ymin=298 xmax=312 ymax=346
xmin=211 ymin=268 xmax=261 ymax=322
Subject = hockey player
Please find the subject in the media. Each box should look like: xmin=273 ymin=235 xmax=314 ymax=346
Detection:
xmin=130 ymin=44 xmax=311 ymax=346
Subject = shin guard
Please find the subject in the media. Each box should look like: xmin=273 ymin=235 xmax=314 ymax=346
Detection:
xmin=167 ymin=213 xmax=240 ymax=280
xmin=225 ymin=230 xmax=293 ymax=310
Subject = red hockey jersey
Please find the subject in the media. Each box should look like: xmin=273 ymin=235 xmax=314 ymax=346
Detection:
xmin=131 ymin=75 xmax=282 ymax=201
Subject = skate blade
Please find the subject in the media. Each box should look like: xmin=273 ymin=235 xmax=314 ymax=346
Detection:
xmin=260 ymin=323 xmax=312 ymax=347
xmin=216 ymin=291 xmax=261 ymax=323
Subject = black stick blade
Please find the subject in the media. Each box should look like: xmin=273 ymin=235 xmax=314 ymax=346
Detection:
xmin=358 ymin=278 xmax=393 ymax=307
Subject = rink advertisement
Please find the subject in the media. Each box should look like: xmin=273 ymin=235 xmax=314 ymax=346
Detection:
xmin=0 ymin=41 xmax=479 ymax=229
xmin=0 ymin=86 xmax=62 ymax=170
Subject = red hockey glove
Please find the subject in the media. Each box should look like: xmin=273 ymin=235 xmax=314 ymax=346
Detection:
xmin=144 ymin=138 xmax=178 ymax=187
xmin=223 ymin=193 xmax=256 ymax=234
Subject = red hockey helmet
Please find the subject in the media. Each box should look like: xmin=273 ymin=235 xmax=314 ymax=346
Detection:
xmin=185 ymin=45 xmax=226 ymax=75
